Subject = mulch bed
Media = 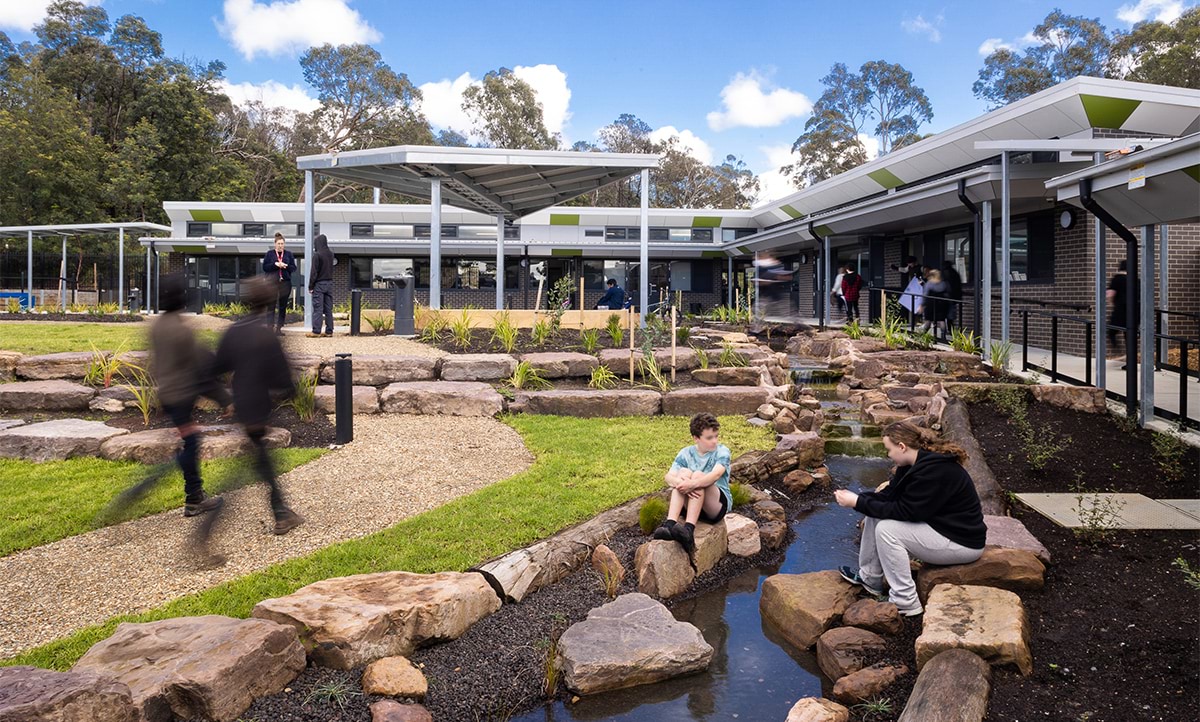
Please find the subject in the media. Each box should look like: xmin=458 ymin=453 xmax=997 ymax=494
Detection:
xmin=425 ymin=326 xmax=716 ymax=356
xmin=0 ymin=312 xmax=144 ymax=323
xmin=968 ymin=401 xmax=1200 ymax=722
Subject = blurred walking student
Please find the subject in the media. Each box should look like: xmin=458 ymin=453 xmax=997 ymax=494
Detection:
xmin=830 ymin=266 xmax=846 ymax=318
xmin=918 ymin=269 xmax=949 ymax=337
xmin=213 ymin=275 xmax=304 ymax=535
xmin=841 ymin=266 xmax=863 ymax=322
xmin=262 ymin=233 xmax=296 ymax=335
xmin=1107 ymin=260 xmax=1138 ymax=368
xmin=941 ymin=261 xmax=963 ymax=332
xmin=307 ymin=233 xmax=334 ymax=338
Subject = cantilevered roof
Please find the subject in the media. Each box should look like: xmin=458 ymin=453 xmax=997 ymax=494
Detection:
xmin=0 ymin=222 xmax=171 ymax=238
xmin=1046 ymin=133 xmax=1200 ymax=226
xmin=295 ymin=146 xmax=660 ymax=220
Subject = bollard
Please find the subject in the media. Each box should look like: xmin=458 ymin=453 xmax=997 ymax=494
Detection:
xmin=350 ymin=289 xmax=362 ymax=336
xmin=334 ymin=353 xmax=353 ymax=444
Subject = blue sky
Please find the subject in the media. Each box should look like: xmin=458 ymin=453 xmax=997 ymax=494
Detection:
xmin=2 ymin=0 xmax=1194 ymax=201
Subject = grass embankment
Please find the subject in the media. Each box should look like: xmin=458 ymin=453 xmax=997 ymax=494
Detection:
xmin=0 ymin=321 xmax=219 ymax=355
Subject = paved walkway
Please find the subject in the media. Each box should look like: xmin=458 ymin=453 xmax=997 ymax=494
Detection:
xmin=0 ymin=414 xmax=533 ymax=658
xmin=1016 ymin=493 xmax=1200 ymax=530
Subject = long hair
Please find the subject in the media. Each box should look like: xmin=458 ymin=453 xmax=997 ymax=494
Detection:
xmin=883 ymin=421 xmax=969 ymax=466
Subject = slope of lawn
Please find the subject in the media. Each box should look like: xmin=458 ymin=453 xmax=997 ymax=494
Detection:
xmin=0 ymin=321 xmax=219 ymax=355
xmin=3 ymin=413 xmax=774 ymax=670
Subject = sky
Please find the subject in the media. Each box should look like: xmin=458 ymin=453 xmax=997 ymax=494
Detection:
xmin=2 ymin=0 xmax=1195 ymax=204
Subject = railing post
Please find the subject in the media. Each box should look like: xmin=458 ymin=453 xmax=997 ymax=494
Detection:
xmin=1181 ymin=340 xmax=1189 ymax=426
xmin=1155 ymin=311 xmax=1162 ymax=370
xmin=334 ymin=353 xmax=353 ymax=444
xmin=1051 ymin=315 xmax=1059 ymax=383
xmin=1022 ymin=310 xmax=1029 ymax=371
xmin=1085 ymin=321 xmax=1093 ymax=387
xmin=350 ymin=288 xmax=362 ymax=336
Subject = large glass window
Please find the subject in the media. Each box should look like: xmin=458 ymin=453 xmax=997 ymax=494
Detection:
xmin=943 ymin=228 xmax=970 ymax=284
xmin=415 ymin=224 xmax=459 ymax=239
xmin=445 ymin=258 xmax=496 ymax=289
xmin=994 ymin=214 xmax=1053 ymax=282
xmin=351 ymin=258 xmax=422 ymax=289
xmin=722 ymin=227 xmax=755 ymax=243
xmin=583 ymin=260 xmax=629 ymax=290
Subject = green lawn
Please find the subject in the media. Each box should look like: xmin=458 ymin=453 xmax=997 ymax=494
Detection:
xmin=0 ymin=449 xmax=325 ymax=557
xmin=3 ymin=414 xmax=773 ymax=670
xmin=0 ymin=321 xmax=219 ymax=355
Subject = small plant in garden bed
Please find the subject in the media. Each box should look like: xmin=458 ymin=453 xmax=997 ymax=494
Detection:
xmin=639 ymin=354 xmax=672 ymax=393
xmin=366 ymin=313 xmax=394 ymax=334
xmin=1151 ymin=429 xmax=1189 ymax=484
xmin=606 ymin=313 xmax=625 ymax=346
xmin=450 ymin=309 xmax=474 ymax=350
xmin=718 ymin=341 xmax=748 ymax=367
xmin=547 ymin=277 xmax=574 ymax=330
xmin=588 ymin=365 xmax=619 ymax=390
xmin=693 ymin=344 xmax=710 ymax=369
xmin=506 ymin=360 xmax=552 ymax=391
xmin=580 ymin=327 xmax=601 ymax=354
xmin=907 ymin=329 xmax=936 ymax=350
xmin=290 ymin=374 xmax=318 ymax=422
xmin=1172 ymin=557 xmax=1200 ymax=591
xmin=950 ymin=327 xmax=981 ymax=355
xmin=418 ymin=311 xmax=447 ymax=342
xmin=1071 ymin=476 xmax=1126 ymax=544
xmin=845 ymin=318 xmax=863 ymax=339
xmin=490 ymin=311 xmax=519 ymax=353
xmin=851 ymin=697 xmax=894 ymax=721
xmin=120 ymin=365 xmax=157 ymax=426
xmin=84 ymin=341 xmax=133 ymax=388
xmin=530 ymin=319 xmax=553 ymax=346
xmin=987 ymin=339 xmax=1013 ymax=374
xmin=676 ymin=325 xmax=691 ymax=345
xmin=302 ymin=679 xmax=361 ymax=710
xmin=638 ymin=496 xmax=668 ymax=534
xmin=4 ymin=297 xmax=22 ymax=313
xmin=730 ymin=482 xmax=752 ymax=507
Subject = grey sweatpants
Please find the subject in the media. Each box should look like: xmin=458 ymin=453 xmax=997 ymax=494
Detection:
xmin=858 ymin=516 xmax=982 ymax=611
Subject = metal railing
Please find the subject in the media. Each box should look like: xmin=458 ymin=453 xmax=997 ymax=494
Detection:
xmin=1155 ymin=309 xmax=1200 ymax=379
xmin=867 ymin=285 xmax=973 ymax=344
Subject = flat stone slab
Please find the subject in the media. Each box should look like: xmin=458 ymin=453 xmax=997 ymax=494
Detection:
xmin=597 ymin=347 xmax=701 ymax=374
xmin=787 ymin=697 xmax=851 ymax=722
xmin=0 ymin=419 xmax=128 ymax=461
xmin=319 ymin=355 xmax=437 ymax=386
xmin=252 ymin=571 xmax=501 ymax=669
xmin=691 ymin=367 xmax=763 ymax=386
xmin=72 ymin=615 xmax=306 ymax=722
xmin=916 ymin=584 xmax=1032 ymax=676
xmin=0 ymin=666 xmax=136 ymax=722
xmin=288 ymin=353 xmax=325 ymax=380
xmin=99 ymin=425 xmax=290 ymax=464
xmin=515 ymin=389 xmax=661 ymax=417
xmin=0 ymin=379 xmax=95 ymax=411
xmin=518 ymin=352 xmax=599 ymax=378
xmin=314 ymin=384 xmax=380 ymax=414
xmin=1015 ymin=492 xmax=1200 ymax=530
xmin=439 ymin=353 xmax=518 ymax=381
xmin=0 ymin=419 xmax=26 ymax=431
xmin=984 ymin=515 xmax=1051 ymax=564
xmin=662 ymin=385 xmax=772 ymax=416
xmin=897 ymin=649 xmax=991 ymax=722
xmin=15 ymin=351 xmax=96 ymax=380
xmin=379 ymin=381 xmax=504 ymax=417
xmin=557 ymin=593 xmax=713 ymax=695
xmin=916 ymin=547 xmax=1045 ymax=603
xmin=760 ymin=570 xmax=859 ymax=649
xmin=816 ymin=626 xmax=887 ymax=681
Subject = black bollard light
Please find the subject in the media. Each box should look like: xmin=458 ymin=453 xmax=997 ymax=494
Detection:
xmin=334 ymin=353 xmax=353 ymax=444
xmin=350 ymin=288 xmax=362 ymax=336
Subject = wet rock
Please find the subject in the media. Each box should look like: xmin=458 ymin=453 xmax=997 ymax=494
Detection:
xmin=865 ymin=403 xmax=911 ymax=426
xmin=916 ymin=584 xmax=1033 ymax=676
xmin=724 ymin=513 xmax=761 ymax=557
xmin=514 ymin=389 xmax=661 ymax=417
xmin=759 ymin=519 xmax=788 ymax=549
xmin=72 ymin=615 xmax=305 ymax=722
xmin=782 ymin=469 xmax=815 ymax=494
xmin=786 ymin=697 xmax=851 ymax=722
xmin=590 ymin=544 xmax=626 ymax=585
xmin=517 ymin=352 xmax=598 ymax=378
xmin=438 ymin=353 xmax=518 ymax=381
xmin=0 ymin=379 xmax=95 ymax=412
xmin=557 ymin=593 xmax=714 ymax=695
xmin=369 ymin=699 xmax=433 ymax=722
xmin=361 ymin=656 xmax=427 ymax=698
xmin=852 ymin=358 xmax=886 ymax=380
xmin=916 ymin=547 xmax=1045 ymax=604
xmin=662 ymin=386 xmax=772 ymax=416
xmin=0 ymin=666 xmax=136 ymax=722
xmin=831 ymin=663 xmax=908 ymax=704
xmin=841 ymin=599 xmax=903 ymax=636
xmin=776 ymin=431 xmax=825 ymax=468
xmin=693 ymin=520 xmax=728 ymax=576
xmin=0 ymin=418 xmax=127 ymax=461
xmin=817 ymin=626 xmax=887 ymax=681
xmin=692 ymin=367 xmax=762 ymax=386
xmin=252 ymin=571 xmax=501 ymax=669
xmin=760 ymin=570 xmax=859 ymax=649
xmin=897 ymin=649 xmax=991 ymax=722
xmin=314 ymin=384 xmax=380 ymax=414
xmin=752 ymin=499 xmax=786 ymax=524
xmin=634 ymin=540 xmax=694 ymax=599
xmin=380 ymin=381 xmax=504 ymax=417
xmin=824 ymin=438 xmax=887 ymax=458
xmin=15 ymin=351 xmax=95 ymax=380
xmin=99 ymin=425 xmax=289 ymax=464
xmin=319 ymin=355 xmax=437 ymax=386
xmin=984 ymin=515 xmax=1051 ymax=564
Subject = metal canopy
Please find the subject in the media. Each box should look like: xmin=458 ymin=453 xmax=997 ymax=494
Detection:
xmin=0 ymin=222 xmax=171 ymax=238
xmin=295 ymin=146 xmax=660 ymax=220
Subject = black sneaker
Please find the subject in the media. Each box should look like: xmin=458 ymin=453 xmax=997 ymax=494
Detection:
xmin=184 ymin=494 xmax=223 ymax=518
xmin=671 ymin=522 xmax=696 ymax=554
xmin=273 ymin=510 xmax=304 ymax=535
xmin=838 ymin=565 xmax=885 ymax=596
xmin=651 ymin=520 xmax=676 ymax=541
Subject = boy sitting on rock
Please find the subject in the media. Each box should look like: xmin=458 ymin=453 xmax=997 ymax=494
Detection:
xmin=652 ymin=412 xmax=733 ymax=552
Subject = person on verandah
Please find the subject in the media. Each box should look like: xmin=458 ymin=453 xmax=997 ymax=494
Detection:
xmin=834 ymin=421 xmax=986 ymax=616
xmin=596 ymin=278 xmax=626 ymax=310
xmin=651 ymin=412 xmax=733 ymax=553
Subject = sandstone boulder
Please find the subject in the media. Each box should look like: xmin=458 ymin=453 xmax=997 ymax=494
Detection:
xmin=776 ymin=431 xmax=825 ymax=468
xmin=760 ymin=571 xmax=859 ymax=649
xmin=1030 ymin=384 xmax=1107 ymax=413
xmin=15 ymin=351 xmax=95 ymax=380
xmin=897 ymin=649 xmax=991 ymax=722
xmin=369 ymin=700 xmax=433 ymax=722
xmin=0 ymin=666 xmax=136 ymax=722
xmin=786 ymin=697 xmax=851 ymax=722
xmin=751 ymin=499 xmax=785 ymax=524
xmin=0 ymin=418 xmax=127 ymax=461
xmin=916 ymin=547 xmax=1045 ymax=603
xmin=514 ymin=389 xmax=660 ymax=417
xmin=691 ymin=367 xmax=762 ymax=386
xmin=662 ymin=386 xmax=772 ymax=416
xmin=0 ymin=350 xmax=21 ymax=381
xmin=438 ymin=353 xmax=518 ymax=381
xmin=517 ymin=352 xmax=598 ymax=378
xmin=314 ymin=384 xmax=380 ymax=414
xmin=724 ymin=513 xmax=761 ymax=557
xmin=782 ymin=469 xmax=815 ymax=494
xmin=252 ymin=571 xmax=501 ymax=669
xmin=832 ymin=663 xmax=907 ymax=704
xmin=319 ymin=355 xmax=437 ymax=386
xmin=557 ymin=593 xmax=713 ymax=695
xmin=288 ymin=353 xmax=324 ymax=381
xmin=984 ymin=515 xmax=1051 ymax=564
xmin=916 ymin=584 xmax=1032 ymax=675
xmin=865 ymin=403 xmax=911 ymax=426
xmin=590 ymin=544 xmax=626 ymax=586
xmin=816 ymin=626 xmax=887 ymax=681
xmin=99 ymin=425 xmax=290 ymax=464
xmin=841 ymin=599 xmax=903 ymax=636
xmin=72 ymin=615 xmax=305 ymax=722
xmin=634 ymin=540 xmax=694 ymax=599
xmin=759 ymin=519 xmax=787 ymax=549
xmin=361 ymin=656 xmax=427 ymax=698
xmin=380 ymin=381 xmax=503 ymax=416
xmin=692 ymin=520 xmax=728 ymax=576
xmin=0 ymin=379 xmax=95 ymax=412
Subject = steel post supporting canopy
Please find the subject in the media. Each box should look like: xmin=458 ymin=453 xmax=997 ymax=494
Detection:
xmin=295 ymin=146 xmax=660 ymax=220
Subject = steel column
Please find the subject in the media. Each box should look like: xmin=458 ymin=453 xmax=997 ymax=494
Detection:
xmin=1094 ymin=152 xmax=1107 ymax=391
xmin=118 ymin=227 xmax=125 ymax=312
xmin=303 ymin=170 xmax=314 ymax=327
xmin=1000 ymin=151 xmax=1010 ymax=345
xmin=495 ymin=213 xmax=505 ymax=310
xmin=60 ymin=235 xmax=67 ymax=312
xmin=1158 ymin=224 xmax=1169 ymax=363
xmin=26 ymin=230 xmax=32 ymax=305
xmin=639 ymin=169 xmax=649 ymax=327
xmin=981 ymin=200 xmax=992 ymax=357
xmin=1140 ymin=225 xmax=1155 ymax=425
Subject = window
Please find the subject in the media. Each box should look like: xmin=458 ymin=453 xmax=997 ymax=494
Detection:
xmin=585 ymin=229 xmax=604 ymax=238
xmin=668 ymin=260 xmax=715 ymax=292
xmin=583 ymin=260 xmax=629 ymax=291
xmin=444 ymin=258 xmax=497 ymax=289
xmin=415 ymin=224 xmax=458 ymax=239
xmin=943 ymin=229 xmax=970 ymax=284
xmin=691 ymin=228 xmax=713 ymax=242
xmin=994 ymin=214 xmax=1054 ymax=282
xmin=649 ymin=228 xmax=670 ymax=241
xmin=605 ymin=227 xmax=626 ymax=241
xmin=242 ymin=223 xmax=266 ymax=237
xmin=187 ymin=222 xmax=209 ymax=237
xmin=505 ymin=226 xmax=520 ymax=240
xmin=722 ymin=227 xmax=755 ymax=243
xmin=350 ymin=224 xmax=374 ymax=238
xmin=351 ymin=258 xmax=424 ymax=289
xmin=669 ymin=228 xmax=691 ymax=242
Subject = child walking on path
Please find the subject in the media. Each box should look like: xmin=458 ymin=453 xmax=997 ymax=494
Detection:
xmin=651 ymin=413 xmax=733 ymax=553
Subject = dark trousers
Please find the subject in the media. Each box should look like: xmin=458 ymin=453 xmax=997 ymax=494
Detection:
xmin=247 ymin=426 xmax=287 ymax=518
xmin=311 ymin=280 xmax=334 ymax=334
xmin=845 ymin=298 xmax=860 ymax=321
xmin=273 ymin=281 xmax=290 ymax=329
xmin=163 ymin=400 xmax=204 ymax=503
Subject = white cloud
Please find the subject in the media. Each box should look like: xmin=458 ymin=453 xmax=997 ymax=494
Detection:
xmin=978 ymin=37 xmax=1016 ymax=56
xmin=0 ymin=0 xmax=100 ymax=33
xmin=901 ymin=13 xmax=943 ymax=43
xmin=706 ymin=71 xmax=812 ymax=132
xmin=754 ymin=133 xmax=881 ymax=205
xmin=1117 ymin=0 xmax=1186 ymax=24
xmin=417 ymin=64 xmax=574 ymax=141
xmin=220 ymin=80 xmax=321 ymax=112
xmin=649 ymin=126 xmax=714 ymax=165
xmin=217 ymin=0 xmax=380 ymax=61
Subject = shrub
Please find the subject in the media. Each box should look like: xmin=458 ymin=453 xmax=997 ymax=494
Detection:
xmin=580 ymin=328 xmax=601 ymax=354
xmin=226 ymin=301 xmax=249 ymax=317
xmin=366 ymin=313 xmax=394 ymax=334
xmin=718 ymin=341 xmax=748 ymax=368
xmin=450 ymin=309 xmax=474 ymax=350
xmin=1151 ymin=429 xmax=1189 ymax=484
xmin=506 ymin=360 xmax=552 ymax=391
xmin=693 ymin=345 xmax=710 ymax=369
xmin=730 ymin=482 xmax=753 ymax=507
xmin=638 ymin=354 xmax=672 ymax=393
xmin=638 ymin=496 xmax=668 ymax=534
xmin=531 ymin=319 xmax=552 ymax=346
xmin=4 ymin=297 xmax=22 ymax=313
xmin=490 ymin=312 xmax=519 ymax=353
xmin=547 ymin=277 xmax=574 ymax=330
xmin=676 ymin=326 xmax=691 ymax=345
xmin=588 ymin=365 xmax=619 ymax=390
xmin=845 ymin=318 xmax=863 ymax=340
xmin=291 ymin=374 xmax=318 ymax=422
xmin=950 ymin=327 xmax=981 ymax=355
xmin=605 ymin=313 xmax=624 ymax=345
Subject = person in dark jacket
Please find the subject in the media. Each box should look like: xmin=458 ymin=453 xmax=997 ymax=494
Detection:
xmin=941 ymin=261 xmax=963 ymax=331
xmin=262 ymin=233 xmax=297 ymax=334
xmin=595 ymin=278 xmax=626 ymax=310
xmin=1106 ymin=259 xmax=1138 ymax=367
xmin=841 ymin=268 xmax=863 ymax=322
xmin=213 ymin=275 xmax=304 ymax=535
xmin=918 ymin=269 xmax=949 ymax=336
xmin=834 ymin=421 xmax=986 ymax=616
xmin=307 ymin=233 xmax=334 ymax=337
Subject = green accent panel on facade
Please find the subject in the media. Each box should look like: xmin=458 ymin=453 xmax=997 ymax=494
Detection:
xmin=780 ymin=204 xmax=802 ymax=219
xmin=549 ymin=214 xmax=580 ymax=226
xmin=1182 ymin=165 xmax=1200 ymax=183
xmin=174 ymin=245 xmax=207 ymax=253
xmin=550 ymin=248 xmax=583 ymax=257
xmin=813 ymin=225 xmax=834 ymax=238
xmin=701 ymin=250 xmax=726 ymax=259
xmin=867 ymin=168 xmax=904 ymax=189
xmin=188 ymin=209 xmax=224 ymax=222
xmin=692 ymin=216 xmax=722 ymax=227
xmin=1080 ymin=95 xmax=1142 ymax=129
xmin=736 ymin=246 xmax=750 ymax=255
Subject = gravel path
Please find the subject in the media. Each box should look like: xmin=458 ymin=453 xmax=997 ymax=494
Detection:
xmin=0 ymin=414 xmax=531 ymax=658
xmin=280 ymin=330 xmax=447 ymax=358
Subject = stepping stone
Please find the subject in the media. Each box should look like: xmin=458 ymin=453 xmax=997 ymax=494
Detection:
xmin=724 ymin=513 xmax=761 ymax=557
xmin=379 ymin=381 xmax=504 ymax=417
xmin=15 ymin=351 xmax=95 ymax=380
xmin=370 ymin=700 xmax=432 ymax=722
xmin=98 ymin=425 xmax=290 ymax=464
xmin=314 ymin=384 xmax=380 ymax=414
xmin=514 ymin=389 xmax=661 ymax=417
xmin=556 ymin=593 xmax=713 ymax=695
xmin=1015 ymin=492 xmax=1200 ymax=530
xmin=916 ymin=584 xmax=1033 ymax=676
xmin=288 ymin=353 xmax=324 ymax=380
xmin=634 ymin=540 xmax=694 ymax=599
xmin=759 ymin=519 xmax=788 ymax=549
xmin=691 ymin=367 xmax=763 ymax=386
xmin=0 ymin=419 xmax=25 ymax=432
xmin=0 ymin=419 xmax=128 ymax=461
xmin=752 ymin=499 xmax=785 ymax=523
xmin=72 ymin=615 xmax=305 ymax=722
xmin=816 ymin=626 xmax=887 ymax=681
xmin=916 ymin=547 xmax=1045 ymax=604
xmin=597 ymin=347 xmax=702 ymax=375
xmin=841 ymin=599 xmax=903 ymax=636
xmin=0 ymin=666 xmax=136 ymax=722
xmin=787 ymin=697 xmax=850 ymax=722
xmin=0 ymin=379 xmax=95 ymax=412
xmin=319 ymin=355 xmax=437 ymax=386
xmin=438 ymin=353 xmax=518 ymax=381
xmin=693 ymin=520 xmax=728 ymax=576
xmin=662 ymin=386 xmax=772 ymax=416
xmin=252 ymin=571 xmax=501 ymax=669
xmin=897 ymin=649 xmax=991 ymax=722
xmin=831 ymin=663 xmax=908 ymax=704
xmin=361 ymin=656 xmax=427 ymax=698
xmin=983 ymin=515 xmax=1051 ymax=564
xmin=760 ymin=570 xmax=859 ymax=649
xmin=517 ymin=352 xmax=598 ymax=378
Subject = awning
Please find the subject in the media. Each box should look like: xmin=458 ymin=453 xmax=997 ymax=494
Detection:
xmin=0 ymin=222 xmax=171 ymax=237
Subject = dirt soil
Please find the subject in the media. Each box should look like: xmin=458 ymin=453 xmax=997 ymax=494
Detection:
xmin=0 ymin=312 xmax=144 ymax=323
xmin=425 ymin=326 xmax=722 ymax=356
xmin=968 ymin=401 xmax=1200 ymax=722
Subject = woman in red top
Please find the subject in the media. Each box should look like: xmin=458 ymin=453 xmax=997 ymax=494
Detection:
xmin=841 ymin=268 xmax=863 ymax=321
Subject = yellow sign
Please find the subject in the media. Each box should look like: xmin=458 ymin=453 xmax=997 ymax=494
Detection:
xmin=1128 ymin=163 xmax=1146 ymax=190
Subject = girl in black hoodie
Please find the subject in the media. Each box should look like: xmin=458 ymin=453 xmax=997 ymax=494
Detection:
xmin=834 ymin=421 xmax=986 ymax=615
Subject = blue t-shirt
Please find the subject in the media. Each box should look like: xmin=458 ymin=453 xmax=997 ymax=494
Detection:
xmin=671 ymin=443 xmax=733 ymax=507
